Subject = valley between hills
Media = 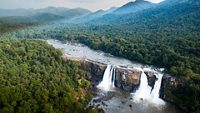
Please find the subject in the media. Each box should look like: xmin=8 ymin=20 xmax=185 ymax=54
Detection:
xmin=0 ymin=0 xmax=199 ymax=113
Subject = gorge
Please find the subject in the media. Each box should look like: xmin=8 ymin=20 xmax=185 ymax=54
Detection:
xmin=48 ymin=39 xmax=183 ymax=113
xmin=0 ymin=0 xmax=199 ymax=113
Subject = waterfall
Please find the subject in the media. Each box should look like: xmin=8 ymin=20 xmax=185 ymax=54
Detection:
xmin=150 ymin=73 xmax=165 ymax=104
xmin=134 ymin=71 xmax=152 ymax=100
xmin=97 ymin=65 xmax=115 ymax=91
xmin=134 ymin=69 xmax=165 ymax=105
xmin=98 ymin=65 xmax=164 ymax=104
xmin=112 ymin=67 xmax=116 ymax=87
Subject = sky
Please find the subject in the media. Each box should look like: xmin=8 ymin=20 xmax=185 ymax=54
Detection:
xmin=0 ymin=0 xmax=164 ymax=11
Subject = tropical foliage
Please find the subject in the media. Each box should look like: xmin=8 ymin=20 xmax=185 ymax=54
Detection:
xmin=0 ymin=40 xmax=100 ymax=113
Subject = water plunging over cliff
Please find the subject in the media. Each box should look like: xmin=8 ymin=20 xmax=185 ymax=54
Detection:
xmin=96 ymin=64 xmax=164 ymax=104
xmin=150 ymin=73 xmax=165 ymax=104
xmin=97 ymin=65 xmax=116 ymax=91
xmin=97 ymin=65 xmax=164 ymax=105
xmin=134 ymin=71 xmax=152 ymax=100
xmin=134 ymin=69 xmax=165 ymax=105
xmin=48 ymin=39 xmax=181 ymax=113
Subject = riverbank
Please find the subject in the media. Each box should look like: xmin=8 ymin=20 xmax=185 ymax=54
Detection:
xmin=47 ymin=39 xmax=186 ymax=113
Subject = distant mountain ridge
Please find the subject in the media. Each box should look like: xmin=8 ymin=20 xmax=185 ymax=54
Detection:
xmin=72 ymin=7 xmax=117 ymax=23
xmin=0 ymin=8 xmax=32 ymax=17
xmin=112 ymin=0 xmax=155 ymax=14
xmin=0 ymin=7 xmax=91 ymax=22
xmin=35 ymin=7 xmax=90 ymax=18
xmin=70 ymin=0 xmax=155 ymax=24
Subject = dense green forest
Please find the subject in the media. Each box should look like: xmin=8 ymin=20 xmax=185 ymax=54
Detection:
xmin=1 ymin=22 xmax=199 ymax=79
xmin=0 ymin=0 xmax=199 ymax=112
xmin=0 ymin=17 xmax=38 ymax=34
xmin=0 ymin=40 xmax=102 ymax=113
xmin=62 ymin=26 xmax=200 ymax=79
xmin=0 ymin=23 xmax=199 ymax=112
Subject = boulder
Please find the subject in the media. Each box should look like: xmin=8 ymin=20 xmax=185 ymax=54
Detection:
xmin=81 ymin=60 xmax=107 ymax=86
xmin=144 ymin=71 xmax=158 ymax=90
xmin=115 ymin=67 xmax=142 ymax=92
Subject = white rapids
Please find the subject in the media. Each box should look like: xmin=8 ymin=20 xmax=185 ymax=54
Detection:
xmin=48 ymin=39 xmax=165 ymax=105
xmin=97 ymin=65 xmax=116 ymax=91
xmin=48 ymin=39 xmax=182 ymax=113
xmin=133 ymin=68 xmax=165 ymax=105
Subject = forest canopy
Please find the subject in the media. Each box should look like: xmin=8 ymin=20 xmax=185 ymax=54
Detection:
xmin=0 ymin=40 xmax=100 ymax=113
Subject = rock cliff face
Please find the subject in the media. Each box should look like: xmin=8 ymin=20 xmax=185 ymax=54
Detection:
xmin=80 ymin=59 xmax=193 ymax=112
xmin=81 ymin=61 xmax=142 ymax=92
xmin=115 ymin=67 xmax=142 ymax=92
xmin=81 ymin=60 xmax=166 ymax=93
xmin=144 ymin=71 xmax=158 ymax=90
xmin=80 ymin=60 xmax=142 ymax=92
xmin=160 ymin=74 xmax=189 ymax=111
xmin=81 ymin=60 xmax=107 ymax=86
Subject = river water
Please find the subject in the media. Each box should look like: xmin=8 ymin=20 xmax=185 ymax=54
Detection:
xmin=47 ymin=39 xmax=182 ymax=113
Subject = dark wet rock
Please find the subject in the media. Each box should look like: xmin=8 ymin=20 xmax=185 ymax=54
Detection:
xmin=81 ymin=59 xmax=143 ymax=92
xmin=129 ymin=104 xmax=132 ymax=108
xmin=102 ymin=101 xmax=107 ymax=106
xmin=81 ymin=60 xmax=107 ymax=86
xmin=160 ymin=74 xmax=189 ymax=112
xmin=144 ymin=71 xmax=158 ymax=90
xmin=115 ymin=67 xmax=142 ymax=92
xmin=96 ymin=104 xmax=101 ymax=108
xmin=93 ymin=98 xmax=102 ymax=103
xmin=121 ymin=101 xmax=126 ymax=104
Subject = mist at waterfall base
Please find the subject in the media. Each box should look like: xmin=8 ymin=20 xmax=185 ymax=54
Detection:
xmin=133 ymin=71 xmax=165 ymax=105
xmin=97 ymin=65 xmax=115 ymax=91
xmin=97 ymin=65 xmax=165 ymax=105
xmin=93 ymin=65 xmax=180 ymax=113
xmin=48 ymin=40 xmax=181 ymax=113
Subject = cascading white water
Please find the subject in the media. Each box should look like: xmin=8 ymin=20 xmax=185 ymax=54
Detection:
xmin=98 ymin=65 xmax=164 ymax=103
xmin=112 ymin=67 xmax=116 ymax=87
xmin=134 ymin=69 xmax=165 ymax=105
xmin=97 ymin=65 xmax=115 ymax=91
xmin=150 ymin=73 xmax=165 ymax=104
xmin=134 ymin=71 xmax=152 ymax=100
xmin=49 ymin=40 xmax=180 ymax=112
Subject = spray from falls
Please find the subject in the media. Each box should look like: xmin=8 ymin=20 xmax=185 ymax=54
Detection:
xmin=151 ymin=74 xmax=163 ymax=98
xmin=134 ymin=71 xmax=152 ymax=100
xmin=97 ymin=65 xmax=116 ymax=91
xmin=134 ymin=69 xmax=165 ymax=105
xmin=112 ymin=68 xmax=116 ymax=87
xmin=98 ymin=65 xmax=164 ymax=104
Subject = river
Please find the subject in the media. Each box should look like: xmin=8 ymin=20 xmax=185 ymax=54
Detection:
xmin=47 ymin=39 xmax=182 ymax=113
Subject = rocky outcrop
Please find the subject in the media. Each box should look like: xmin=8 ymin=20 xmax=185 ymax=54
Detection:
xmin=144 ymin=71 xmax=158 ymax=90
xmin=81 ymin=60 xmax=142 ymax=92
xmin=115 ymin=67 xmax=142 ymax=92
xmin=160 ymin=74 xmax=189 ymax=111
xmin=81 ymin=60 xmax=107 ymax=86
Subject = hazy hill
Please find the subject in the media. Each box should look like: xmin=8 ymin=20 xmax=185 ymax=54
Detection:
xmin=71 ymin=0 xmax=155 ymax=24
xmin=72 ymin=7 xmax=117 ymax=23
xmin=35 ymin=7 xmax=90 ymax=19
xmin=112 ymin=0 xmax=155 ymax=14
xmin=74 ymin=0 xmax=156 ymax=24
xmin=0 ymin=8 xmax=33 ymax=17
xmin=0 ymin=7 xmax=91 ymax=20
xmin=0 ymin=7 xmax=91 ymax=32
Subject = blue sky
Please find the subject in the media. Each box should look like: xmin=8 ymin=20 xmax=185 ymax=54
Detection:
xmin=0 ymin=0 xmax=164 ymax=11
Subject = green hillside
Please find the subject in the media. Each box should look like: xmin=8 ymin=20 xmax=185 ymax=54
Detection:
xmin=0 ymin=40 xmax=100 ymax=113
